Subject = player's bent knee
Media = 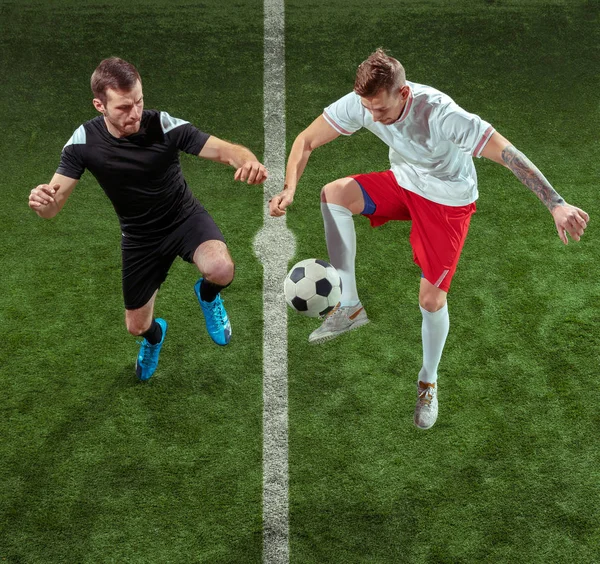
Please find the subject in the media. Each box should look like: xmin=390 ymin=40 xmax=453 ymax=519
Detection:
xmin=321 ymin=178 xmax=364 ymax=214
xmin=126 ymin=319 xmax=151 ymax=336
xmin=320 ymin=182 xmax=333 ymax=203
xmin=204 ymin=258 xmax=235 ymax=287
xmin=320 ymin=179 xmax=346 ymax=204
xmin=419 ymin=295 xmax=447 ymax=312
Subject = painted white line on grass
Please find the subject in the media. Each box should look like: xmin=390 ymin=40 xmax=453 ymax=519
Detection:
xmin=253 ymin=0 xmax=295 ymax=562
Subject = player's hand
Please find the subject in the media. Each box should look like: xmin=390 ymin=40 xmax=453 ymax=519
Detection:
xmin=551 ymin=202 xmax=589 ymax=244
xmin=234 ymin=161 xmax=268 ymax=185
xmin=28 ymin=183 xmax=59 ymax=210
xmin=269 ymin=189 xmax=294 ymax=217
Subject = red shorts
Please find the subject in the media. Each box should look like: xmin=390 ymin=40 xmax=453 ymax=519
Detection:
xmin=352 ymin=170 xmax=476 ymax=292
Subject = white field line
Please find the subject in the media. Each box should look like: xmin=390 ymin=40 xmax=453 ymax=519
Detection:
xmin=253 ymin=0 xmax=295 ymax=562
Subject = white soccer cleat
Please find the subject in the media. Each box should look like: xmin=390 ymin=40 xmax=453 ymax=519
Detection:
xmin=308 ymin=302 xmax=369 ymax=344
xmin=414 ymin=381 xmax=438 ymax=430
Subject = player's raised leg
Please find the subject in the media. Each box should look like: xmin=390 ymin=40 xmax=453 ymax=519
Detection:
xmin=126 ymin=290 xmax=168 ymax=381
xmin=309 ymin=177 xmax=369 ymax=344
xmin=193 ymin=240 xmax=234 ymax=345
xmin=414 ymin=278 xmax=448 ymax=430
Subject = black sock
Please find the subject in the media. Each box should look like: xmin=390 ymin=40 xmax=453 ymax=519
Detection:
xmin=200 ymin=279 xmax=230 ymax=302
xmin=142 ymin=319 xmax=162 ymax=345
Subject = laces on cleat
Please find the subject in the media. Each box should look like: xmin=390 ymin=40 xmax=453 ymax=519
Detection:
xmin=321 ymin=302 xmax=341 ymax=319
xmin=197 ymin=292 xmax=231 ymax=346
xmin=210 ymin=298 xmax=226 ymax=322
xmin=203 ymin=297 xmax=226 ymax=326
xmin=417 ymin=382 xmax=436 ymax=407
xmin=418 ymin=388 xmax=433 ymax=402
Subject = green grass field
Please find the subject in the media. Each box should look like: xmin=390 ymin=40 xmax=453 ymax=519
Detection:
xmin=1 ymin=0 xmax=599 ymax=562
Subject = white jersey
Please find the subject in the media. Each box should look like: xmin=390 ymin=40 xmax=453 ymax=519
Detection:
xmin=323 ymin=81 xmax=494 ymax=206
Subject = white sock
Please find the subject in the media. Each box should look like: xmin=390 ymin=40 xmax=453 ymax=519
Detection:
xmin=321 ymin=202 xmax=359 ymax=307
xmin=419 ymin=303 xmax=449 ymax=385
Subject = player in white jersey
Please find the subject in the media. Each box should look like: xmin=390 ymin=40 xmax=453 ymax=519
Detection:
xmin=269 ymin=49 xmax=589 ymax=430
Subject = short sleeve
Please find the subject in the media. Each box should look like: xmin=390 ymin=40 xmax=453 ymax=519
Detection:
xmin=323 ymin=92 xmax=364 ymax=136
xmin=160 ymin=111 xmax=210 ymax=155
xmin=435 ymin=102 xmax=494 ymax=158
xmin=56 ymin=125 xmax=86 ymax=179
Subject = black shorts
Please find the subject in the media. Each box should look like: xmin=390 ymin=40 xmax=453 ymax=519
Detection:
xmin=121 ymin=208 xmax=226 ymax=310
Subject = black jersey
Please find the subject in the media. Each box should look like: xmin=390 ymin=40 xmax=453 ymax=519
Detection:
xmin=57 ymin=110 xmax=210 ymax=241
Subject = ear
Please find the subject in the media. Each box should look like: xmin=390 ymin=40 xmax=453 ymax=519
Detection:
xmin=92 ymin=98 xmax=105 ymax=114
xmin=399 ymin=85 xmax=410 ymax=100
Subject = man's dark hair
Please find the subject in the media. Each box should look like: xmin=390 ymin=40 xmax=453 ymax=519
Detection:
xmin=91 ymin=57 xmax=141 ymax=105
xmin=354 ymin=48 xmax=406 ymax=97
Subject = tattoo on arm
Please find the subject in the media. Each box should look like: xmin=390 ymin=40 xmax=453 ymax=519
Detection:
xmin=501 ymin=145 xmax=564 ymax=211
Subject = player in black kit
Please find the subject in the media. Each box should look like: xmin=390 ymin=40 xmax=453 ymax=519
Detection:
xmin=28 ymin=58 xmax=267 ymax=381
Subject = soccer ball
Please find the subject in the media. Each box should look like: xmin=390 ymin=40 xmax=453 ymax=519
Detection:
xmin=284 ymin=258 xmax=342 ymax=317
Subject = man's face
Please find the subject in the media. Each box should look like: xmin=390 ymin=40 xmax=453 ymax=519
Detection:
xmin=95 ymin=80 xmax=144 ymax=137
xmin=360 ymin=85 xmax=409 ymax=124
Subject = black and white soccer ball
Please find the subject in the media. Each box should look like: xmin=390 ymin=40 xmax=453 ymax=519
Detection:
xmin=284 ymin=258 xmax=342 ymax=317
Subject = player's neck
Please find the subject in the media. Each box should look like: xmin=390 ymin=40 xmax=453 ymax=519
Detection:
xmin=103 ymin=116 xmax=127 ymax=139
xmin=395 ymin=99 xmax=409 ymax=122
xmin=394 ymin=87 xmax=412 ymax=122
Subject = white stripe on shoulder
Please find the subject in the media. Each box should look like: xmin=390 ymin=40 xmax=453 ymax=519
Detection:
xmin=63 ymin=125 xmax=86 ymax=149
xmin=160 ymin=111 xmax=189 ymax=134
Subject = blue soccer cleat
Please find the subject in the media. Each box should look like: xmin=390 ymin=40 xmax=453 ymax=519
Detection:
xmin=194 ymin=278 xmax=231 ymax=346
xmin=135 ymin=318 xmax=168 ymax=381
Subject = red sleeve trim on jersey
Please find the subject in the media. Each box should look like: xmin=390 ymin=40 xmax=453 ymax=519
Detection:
xmin=473 ymin=125 xmax=495 ymax=157
xmin=323 ymin=111 xmax=353 ymax=135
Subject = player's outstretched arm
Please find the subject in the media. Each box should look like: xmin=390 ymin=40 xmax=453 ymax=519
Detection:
xmin=481 ymin=131 xmax=589 ymax=245
xmin=198 ymin=136 xmax=268 ymax=185
xmin=269 ymin=115 xmax=341 ymax=217
xmin=28 ymin=173 xmax=79 ymax=219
